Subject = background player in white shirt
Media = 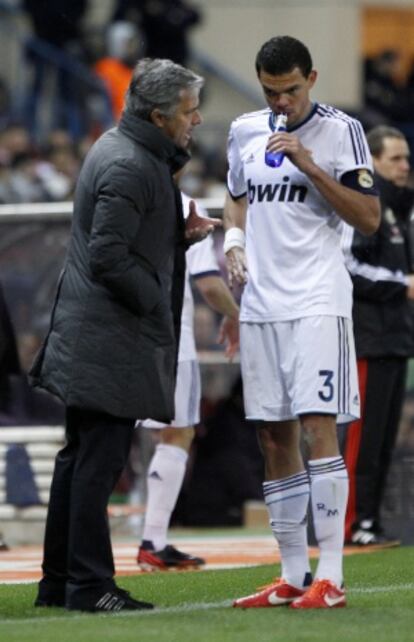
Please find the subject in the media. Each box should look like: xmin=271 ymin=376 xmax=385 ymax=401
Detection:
xmin=224 ymin=36 xmax=380 ymax=609
xmin=137 ymin=193 xmax=239 ymax=570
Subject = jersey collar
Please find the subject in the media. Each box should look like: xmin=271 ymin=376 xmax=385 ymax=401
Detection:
xmin=287 ymin=102 xmax=318 ymax=132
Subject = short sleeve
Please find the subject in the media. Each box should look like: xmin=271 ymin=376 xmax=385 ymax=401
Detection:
xmin=226 ymin=122 xmax=246 ymax=198
xmin=334 ymin=119 xmax=373 ymax=181
xmin=187 ymin=232 xmax=219 ymax=278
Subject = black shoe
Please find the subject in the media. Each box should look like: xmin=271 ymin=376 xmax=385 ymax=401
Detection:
xmin=66 ymin=587 xmax=154 ymax=612
xmin=349 ymin=520 xmax=400 ymax=548
xmin=34 ymin=579 xmax=66 ymax=607
xmin=138 ymin=540 xmax=206 ymax=571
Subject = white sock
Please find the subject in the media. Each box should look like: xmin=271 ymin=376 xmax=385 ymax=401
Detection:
xmin=309 ymin=456 xmax=349 ymax=587
xmin=141 ymin=443 xmax=188 ymax=551
xmin=263 ymin=471 xmax=311 ymax=589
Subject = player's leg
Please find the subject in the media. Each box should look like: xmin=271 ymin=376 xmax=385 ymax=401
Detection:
xmin=137 ymin=360 xmax=204 ymax=570
xmin=290 ymin=316 xmax=355 ymax=609
xmin=234 ymin=322 xmax=312 ymax=608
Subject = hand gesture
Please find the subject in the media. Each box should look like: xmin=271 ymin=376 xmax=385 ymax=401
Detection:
xmin=185 ymin=200 xmax=222 ymax=244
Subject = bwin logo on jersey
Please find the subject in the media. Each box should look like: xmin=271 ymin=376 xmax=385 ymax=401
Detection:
xmin=247 ymin=177 xmax=307 ymax=204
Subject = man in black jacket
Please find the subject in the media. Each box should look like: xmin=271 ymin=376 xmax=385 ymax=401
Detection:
xmin=30 ymin=58 xmax=216 ymax=612
xmin=342 ymin=125 xmax=414 ymax=546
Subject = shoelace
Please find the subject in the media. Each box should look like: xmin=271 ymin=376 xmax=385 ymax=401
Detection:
xmin=257 ymin=577 xmax=283 ymax=591
xmin=301 ymin=579 xmax=333 ymax=598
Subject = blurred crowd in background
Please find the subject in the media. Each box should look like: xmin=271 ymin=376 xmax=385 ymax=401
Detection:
xmin=0 ymin=0 xmax=228 ymax=206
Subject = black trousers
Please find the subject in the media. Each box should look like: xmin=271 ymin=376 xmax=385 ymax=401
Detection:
xmin=344 ymin=357 xmax=407 ymax=539
xmin=41 ymin=407 xmax=135 ymax=597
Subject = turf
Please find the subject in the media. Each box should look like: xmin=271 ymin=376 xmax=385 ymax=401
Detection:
xmin=0 ymin=547 xmax=413 ymax=642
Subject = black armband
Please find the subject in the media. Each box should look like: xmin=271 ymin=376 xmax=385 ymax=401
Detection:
xmin=340 ymin=169 xmax=378 ymax=196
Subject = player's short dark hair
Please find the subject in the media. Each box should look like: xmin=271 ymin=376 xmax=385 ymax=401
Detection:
xmin=255 ymin=36 xmax=313 ymax=78
xmin=366 ymin=125 xmax=406 ymax=157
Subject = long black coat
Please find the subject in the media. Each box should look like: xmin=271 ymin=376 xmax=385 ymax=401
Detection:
xmin=30 ymin=112 xmax=188 ymax=421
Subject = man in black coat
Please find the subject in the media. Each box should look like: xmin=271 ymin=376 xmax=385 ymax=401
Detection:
xmin=30 ymin=58 xmax=216 ymax=612
xmin=342 ymin=125 xmax=414 ymax=546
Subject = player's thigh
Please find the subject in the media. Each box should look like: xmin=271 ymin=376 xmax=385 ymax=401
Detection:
xmin=292 ymin=316 xmax=360 ymax=423
xmin=240 ymin=322 xmax=294 ymax=421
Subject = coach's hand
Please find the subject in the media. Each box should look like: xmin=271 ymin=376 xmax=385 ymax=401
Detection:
xmin=185 ymin=200 xmax=222 ymax=244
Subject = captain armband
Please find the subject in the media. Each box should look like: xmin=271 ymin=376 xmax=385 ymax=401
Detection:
xmin=223 ymin=227 xmax=246 ymax=254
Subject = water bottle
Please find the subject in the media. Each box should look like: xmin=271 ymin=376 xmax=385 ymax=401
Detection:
xmin=265 ymin=113 xmax=287 ymax=168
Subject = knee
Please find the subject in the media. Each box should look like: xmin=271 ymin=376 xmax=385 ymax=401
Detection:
xmin=301 ymin=416 xmax=339 ymax=459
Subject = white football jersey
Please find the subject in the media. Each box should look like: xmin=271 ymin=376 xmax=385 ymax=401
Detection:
xmin=179 ymin=193 xmax=220 ymax=361
xmin=227 ymin=103 xmax=374 ymax=322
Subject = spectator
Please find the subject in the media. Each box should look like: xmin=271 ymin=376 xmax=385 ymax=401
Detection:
xmin=0 ymin=124 xmax=32 ymax=161
xmin=363 ymin=50 xmax=409 ymax=127
xmin=113 ymin=0 xmax=202 ymax=66
xmin=0 ymin=77 xmax=11 ymax=129
xmin=94 ymin=21 xmax=143 ymax=122
xmin=22 ymin=0 xmax=88 ymax=138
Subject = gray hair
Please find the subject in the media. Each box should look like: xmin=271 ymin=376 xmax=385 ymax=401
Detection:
xmin=124 ymin=58 xmax=204 ymax=120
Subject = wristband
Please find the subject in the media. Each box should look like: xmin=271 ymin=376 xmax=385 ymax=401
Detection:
xmin=223 ymin=227 xmax=246 ymax=254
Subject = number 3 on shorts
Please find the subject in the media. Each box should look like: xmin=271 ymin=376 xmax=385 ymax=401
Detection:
xmin=318 ymin=369 xmax=334 ymax=402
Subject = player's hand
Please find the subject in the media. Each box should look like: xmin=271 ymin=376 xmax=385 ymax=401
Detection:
xmin=225 ymin=246 xmax=248 ymax=288
xmin=266 ymin=131 xmax=313 ymax=172
xmin=185 ymin=200 xmax=222 ymax=244
xmin=217 ymin=315 xmax=239 ymax=361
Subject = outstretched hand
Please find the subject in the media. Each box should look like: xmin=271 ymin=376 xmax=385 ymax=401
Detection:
xmin=185 ymin=200 xmax=222 ymax=244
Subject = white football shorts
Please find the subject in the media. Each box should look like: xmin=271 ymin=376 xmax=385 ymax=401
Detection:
xmin=138 ymin=358 xmax=201 ymax=429
xmin=240 ymin=316 xmax=360 ymax=424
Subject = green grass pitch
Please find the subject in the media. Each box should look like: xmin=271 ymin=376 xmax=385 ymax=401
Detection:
xmin=0 ymin=547 xmax=413 ymax=642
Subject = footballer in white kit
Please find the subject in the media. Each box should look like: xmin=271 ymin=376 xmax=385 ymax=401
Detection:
xmin=141 ymin=194 xmax=221 ymax=430
xmin=137 ymin=193 xmax=239 ymax=571
xmin=227 ymin=103 xmax=377 ymax=423
xmin=226 ymin=35 xmax=380 ymax=611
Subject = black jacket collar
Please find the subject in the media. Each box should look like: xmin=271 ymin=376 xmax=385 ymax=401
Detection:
xmin=118 ymin=111 xmax=190 ymax=174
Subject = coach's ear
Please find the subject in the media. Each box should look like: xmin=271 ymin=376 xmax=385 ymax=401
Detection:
xmin=150 ymin=108 xmax=167 ymax=129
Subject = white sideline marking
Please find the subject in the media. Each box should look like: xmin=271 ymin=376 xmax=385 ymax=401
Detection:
xmin=351 ymin=583 xmax=414 ymax=594
xmin=0 ymin=584 xmax=414 ymax=625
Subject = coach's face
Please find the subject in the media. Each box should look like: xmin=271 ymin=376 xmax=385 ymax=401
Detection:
xmin=151 ymin=88 xmax=202 ymax=150
xmin=258 ymin=67 xmax=317 ymax=127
